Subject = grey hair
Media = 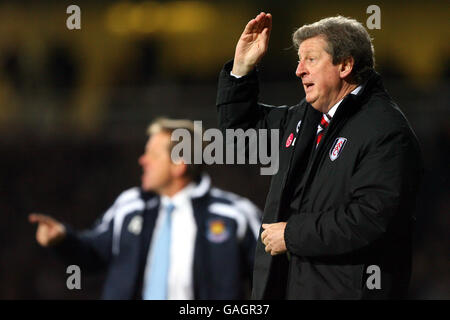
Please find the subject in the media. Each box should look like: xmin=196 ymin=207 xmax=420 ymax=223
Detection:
xmin=293 ymin=16 xmax=375 ymax=83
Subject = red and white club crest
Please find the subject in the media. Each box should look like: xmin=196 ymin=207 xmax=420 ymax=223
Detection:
xmin=286 ymin=133 xmax=294 ymax=147
xmin=329 ymin=137 xmax=347 ymax=161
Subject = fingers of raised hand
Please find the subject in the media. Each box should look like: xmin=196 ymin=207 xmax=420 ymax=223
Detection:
xmin=246 ymin=12 xmax=271 ymax=34
xmin=256 ymin=13 xmax=268 ymax=32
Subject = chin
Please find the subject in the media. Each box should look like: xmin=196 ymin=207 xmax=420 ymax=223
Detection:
xmin=141 ymin=180 xmax=152 ymax=192
xmin=305 ymin=93 xmax=317 ymax=104
xmin=306 ymin=99 xmax=321 ymax=111
xmin=305 ymin=96 xmax=316 ymax=106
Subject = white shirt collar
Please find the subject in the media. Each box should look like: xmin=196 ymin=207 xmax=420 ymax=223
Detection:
xmin=327 ymin=85 xmax=362 ymax=118
xmin=160 ymin=182 xmax=197 ymax=209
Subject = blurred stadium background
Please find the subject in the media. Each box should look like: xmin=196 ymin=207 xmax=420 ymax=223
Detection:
xmin=0 ymin=0 xmax=448 ymax=299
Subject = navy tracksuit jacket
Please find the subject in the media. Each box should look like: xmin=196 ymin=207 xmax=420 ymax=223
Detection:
xmin=53 ymin=175 xmax=261 ymax=299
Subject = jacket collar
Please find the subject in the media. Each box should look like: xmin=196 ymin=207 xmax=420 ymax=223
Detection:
xmin=139 ymin=173 xmax=211 ymax=201
xmin=323 ymin=70 xmax=385 ymax=124
xmin=350 ymin=70 xmax=386 ymax=104
xmin=190 ymin=174 xmax=211 ymax=199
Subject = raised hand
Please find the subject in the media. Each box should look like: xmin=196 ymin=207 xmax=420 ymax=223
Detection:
xmin=232 ymin=12 xmax=272 ymax=77
xmin=29 ymin=213 xmax=66 ymax=247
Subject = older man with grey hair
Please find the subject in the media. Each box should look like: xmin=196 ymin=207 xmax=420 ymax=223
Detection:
xmin=216 ymin=13 xmax=423 ymax=299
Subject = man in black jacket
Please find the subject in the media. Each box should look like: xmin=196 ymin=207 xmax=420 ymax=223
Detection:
xmin=216 ymin=13 xmax=423 ymax=299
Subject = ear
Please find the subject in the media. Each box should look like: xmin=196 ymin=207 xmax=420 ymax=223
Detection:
xmin=339 ymin=56 xmax=354 ymax=79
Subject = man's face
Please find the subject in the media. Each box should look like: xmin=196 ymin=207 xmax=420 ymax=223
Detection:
xmin=138 ymin=132 xmax=173 ymax=193
xmin=295 ymin=36 xmax=343 ymax=113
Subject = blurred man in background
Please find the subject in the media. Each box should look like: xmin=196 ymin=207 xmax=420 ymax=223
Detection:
xmin=29 ymin=118 xmax=261 ymax=299
xmin=216 ymin=13 xmax=423 ymax=299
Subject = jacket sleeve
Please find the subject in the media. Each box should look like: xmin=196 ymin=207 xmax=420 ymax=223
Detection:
xmin=51 ymin=202 xmax=117 ymax=273
xmin=284 ymin=129 xmax=422 ymax=257
xmin=216 ymin=60 xmax=291 ymax=133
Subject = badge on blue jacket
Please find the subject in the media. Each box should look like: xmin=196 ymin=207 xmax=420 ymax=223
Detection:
xmin=206 ymin=218 xmax=230 ymax=243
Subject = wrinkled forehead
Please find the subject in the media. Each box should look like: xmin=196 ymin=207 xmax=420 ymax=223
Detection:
xmin=297 ymin=35 xmax=329 ymax=56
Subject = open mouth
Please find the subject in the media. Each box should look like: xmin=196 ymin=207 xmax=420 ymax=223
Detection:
xmin=304 ymin=83 xmax=314 ymax=90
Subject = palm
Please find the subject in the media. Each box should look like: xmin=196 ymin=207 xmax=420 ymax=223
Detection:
xmin=233 ymin=13 xmax=272 ymax=76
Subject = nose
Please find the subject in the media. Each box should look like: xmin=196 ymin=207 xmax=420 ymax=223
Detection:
xmin=138 ymin=154 xmax=146 ymax=167
xmin=295 ymin=60 xmax=307 ymax=78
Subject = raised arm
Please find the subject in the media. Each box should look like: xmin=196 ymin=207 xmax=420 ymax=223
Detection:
xmin=232 ymin=12 xmax=272 ymax=77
